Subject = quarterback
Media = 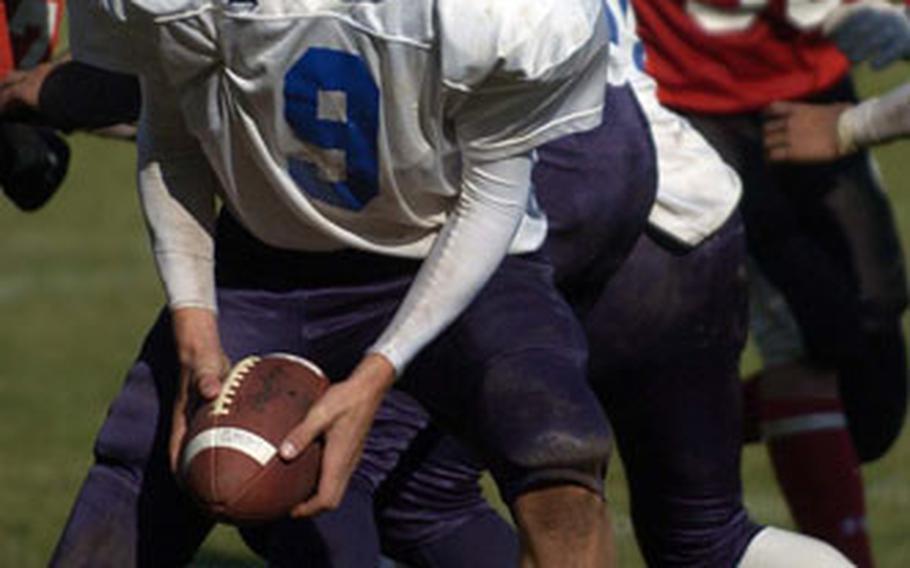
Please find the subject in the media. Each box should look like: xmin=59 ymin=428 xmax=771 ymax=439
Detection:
xmin=58 ymin=0 xmax=619 ymax=566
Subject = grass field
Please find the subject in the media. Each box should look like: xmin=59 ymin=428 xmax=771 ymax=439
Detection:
xmin=2 ymin=66 xmax=910 ymax=566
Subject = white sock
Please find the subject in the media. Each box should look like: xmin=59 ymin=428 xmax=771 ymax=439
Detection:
xmin=738 ymin=527 xmax=855 ymax=567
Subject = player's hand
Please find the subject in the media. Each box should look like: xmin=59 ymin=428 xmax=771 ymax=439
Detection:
xmin=280 ymin=353 xmax=395 ymax=517
xmin=828 ymin=5 xmax=910 ymax=70
xmin=169 ymin=307 xmax=230 ymax=474
xmin=764 ymin=101 xmax=854 ymax=163
xmin=0 ymin=61 xmax=55 ymax=114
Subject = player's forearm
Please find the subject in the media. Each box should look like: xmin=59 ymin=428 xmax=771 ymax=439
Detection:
xmin=838 ymin=81 xmax=910 ymax=152
xmin=138 ymin=149 xmax=218 ymax=311
xmin=138 ymin=79 xmax=218 ymax=312
xmin=368 ymin=153 xmax=534 ymax=373
xmin=38 ymin=61 xmax=140 ymax=131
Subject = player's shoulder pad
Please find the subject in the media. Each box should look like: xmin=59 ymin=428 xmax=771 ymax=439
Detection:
xmin=437 ymin=0 xmax=607 ymax=91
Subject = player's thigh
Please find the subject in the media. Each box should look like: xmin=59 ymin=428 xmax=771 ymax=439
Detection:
xmin=403 ymin=253 xmax=611 ymax=503
xmin=587 ymin=219 xmax=758 ymax=563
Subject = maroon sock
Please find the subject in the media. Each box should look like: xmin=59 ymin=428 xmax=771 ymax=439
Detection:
xmin=761 ymin=395 xmax=874 ymax=568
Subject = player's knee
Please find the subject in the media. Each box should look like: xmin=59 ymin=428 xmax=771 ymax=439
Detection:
xmin=480 ymin=351 xmax=613 ymax=473
xmin=514 ymin=484 xmax=607 ymax=542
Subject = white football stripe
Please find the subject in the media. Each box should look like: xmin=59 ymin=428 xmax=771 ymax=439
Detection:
xmin=182 ymin=427 xmax=278 ymax=473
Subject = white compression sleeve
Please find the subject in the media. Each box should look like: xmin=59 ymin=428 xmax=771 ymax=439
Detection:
xmin=838 ymin=81 xmax=910 ymax=153
xmin=368 ymin=153 xmax=535 ymax=373
xmin=137 ymin=77 xmax=219 ymax=312
xmin=737 ymin=527 xmax=854 ymax=567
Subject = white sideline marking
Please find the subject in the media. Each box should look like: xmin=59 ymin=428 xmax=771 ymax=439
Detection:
xmin=182 ymin=427 xmax=277 ymax=473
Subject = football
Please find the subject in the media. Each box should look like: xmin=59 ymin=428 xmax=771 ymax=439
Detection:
xmin=179 ymin=353 xmax=329 ymax=524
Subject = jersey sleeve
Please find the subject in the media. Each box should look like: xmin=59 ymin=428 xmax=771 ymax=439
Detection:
xmin=138 ymin=74 xmax=219 ymax=312
xmin=438 ymin=0 xmax=609 ymax=161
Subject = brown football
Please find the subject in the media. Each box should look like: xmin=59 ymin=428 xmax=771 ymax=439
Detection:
xmin=179 ymin=353 xmax=329 ymax=524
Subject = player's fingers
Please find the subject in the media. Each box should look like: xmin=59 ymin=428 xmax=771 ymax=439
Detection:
xmin=763 ymin=129 xmax=790 ymax=150
xmin=767 ymin=144 xmax=790 ymax=163
xmin=280 ymin=398 xmax=335 ymax=461
xmin=762 ymin=118 xmax=788 ymax=140
xmin=290 ymin=434 xmax=351 ymax=517
xmin=764 ymin=101 xmax=799 ymax=119
xmin=195 ymin=370 xmax=223 ymax=400
xmin=169 ymin=397 xmax=190 ymax=473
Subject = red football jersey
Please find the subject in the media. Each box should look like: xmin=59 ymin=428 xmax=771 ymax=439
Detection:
xmin=632 ymin=0 xmax=851 ymax=113
xmin=0 ymin=0 xmax=64 ymax=79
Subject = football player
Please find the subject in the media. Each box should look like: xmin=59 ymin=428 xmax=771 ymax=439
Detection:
xmin=764 ymin=81 xmax=910 ymax=162
xmin=55 ymin=1 xmax=622 ymax=566
xmin=0 ymin=0 xmax=69 ymax=211
xmin=632 ymin=1 xmax=910 ymax=564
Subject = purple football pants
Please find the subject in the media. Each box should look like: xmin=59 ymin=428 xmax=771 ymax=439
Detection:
xmin=50 ymin=210 xmax=618 ymax=565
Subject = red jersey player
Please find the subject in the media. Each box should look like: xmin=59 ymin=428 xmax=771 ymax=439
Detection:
xmin=633 ymin=1 xmax=910 ymax=566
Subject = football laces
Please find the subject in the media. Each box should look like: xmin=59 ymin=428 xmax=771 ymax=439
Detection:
xmin=210 ymin=356 xmax=261 ymax=416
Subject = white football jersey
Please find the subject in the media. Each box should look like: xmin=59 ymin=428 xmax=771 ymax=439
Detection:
xmin=70 ymin=0 xmax=609 ymax=370
xmin=603 ymin=0 xmax=742 ymax=246
xmin=72 ymin=0 xmax=608 ymax=256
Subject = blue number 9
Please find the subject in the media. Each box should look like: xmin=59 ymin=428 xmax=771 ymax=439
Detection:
xmin=284 ymin=48 xmax=380 ymax=211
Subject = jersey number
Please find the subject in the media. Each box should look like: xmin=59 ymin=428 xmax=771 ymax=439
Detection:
xmin=284 ymin=48 xmax=380 ymax=211
xmin=685 ymin=0 xmax=840 ymax=34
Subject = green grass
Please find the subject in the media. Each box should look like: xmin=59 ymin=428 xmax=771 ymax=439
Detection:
xmin=2 ymin=68 xmax=910 ymax=566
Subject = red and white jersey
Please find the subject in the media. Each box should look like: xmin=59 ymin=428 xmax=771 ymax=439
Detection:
xmin=632 ymin=0 xmax=851 ymax=113
xmin=0 ymin=0 xmax=64 ymax=78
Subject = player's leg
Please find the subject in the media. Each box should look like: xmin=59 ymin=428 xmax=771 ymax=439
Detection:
xmin=402 ymin=251 xmax=615 ymax=567
xmin=50 ymin=312 xmax=214 ymax=567
xmin=484 ymin=82 xmax=654 ymax=567
xmin=777 ymin=136 xmax=908 ymax=461
xmin=584 ymin=217 xmax=761 ymax=565
xmin=685 ymin=109 xmax=878 ymax=565
xmin=376 ymin=432 xmax=519 ymax=568
xmin=587 ymin=216 xmax=850 ymax=566
xmin=240 ymin=476 xmax=383 ymax=567
xmin=747 ymin=263 xmax=871 ymax=566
